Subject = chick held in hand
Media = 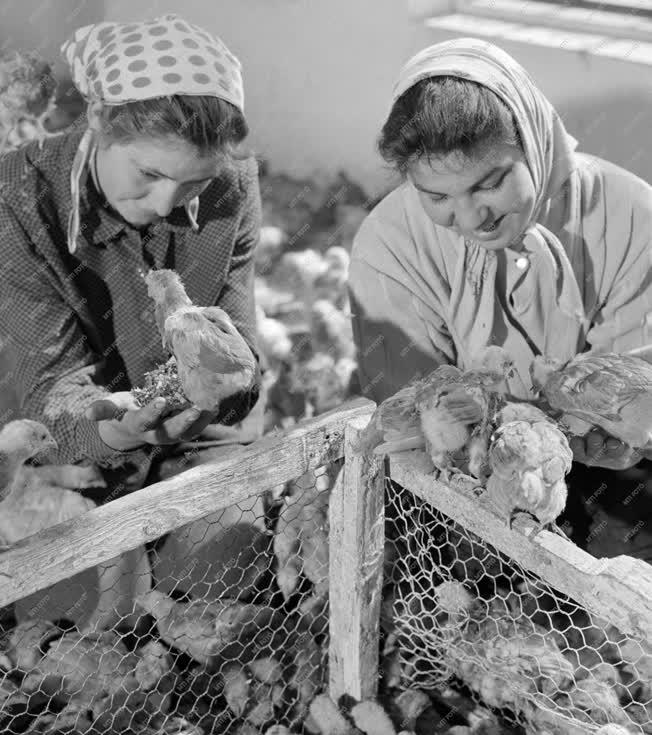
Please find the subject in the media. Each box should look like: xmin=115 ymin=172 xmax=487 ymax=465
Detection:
xmin=486 ymin=407 xmax=573 ymax=535
xmin=530 ymin=352 xmax=652 ymax=450
xmin=145 ymin=269 xmax=257 ymax=413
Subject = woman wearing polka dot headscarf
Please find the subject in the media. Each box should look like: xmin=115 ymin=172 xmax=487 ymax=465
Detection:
xmin=0 ymin=15 xmax=266 ymax=629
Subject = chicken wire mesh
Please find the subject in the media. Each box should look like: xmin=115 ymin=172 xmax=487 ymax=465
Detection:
xmin=382 ymin=477 xmax=652 ymax=735
xmin=0 ymin=464 xmax=338 ymax=735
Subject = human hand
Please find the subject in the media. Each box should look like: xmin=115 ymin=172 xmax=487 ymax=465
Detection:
xmin=85 ymin=391 xmax=216 ymax=452
xmin=568 ymin=428 xmax=645 ymax=470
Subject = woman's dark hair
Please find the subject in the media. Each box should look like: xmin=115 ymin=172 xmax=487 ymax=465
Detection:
xmin=99 ymin=94 xmax=248 ymax=156
xmin=378 ymin=76 xmax=521 ymax=173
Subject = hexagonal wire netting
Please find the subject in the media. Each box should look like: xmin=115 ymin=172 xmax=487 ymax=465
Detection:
xmin=0 ymin=465 xmax=335 ymax=735
xmin=383 ymin=478 xmax=652 ymax=735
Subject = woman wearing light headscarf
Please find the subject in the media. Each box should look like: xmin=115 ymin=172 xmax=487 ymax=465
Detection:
xmin=350 ymin=40 xmax=652 ymax=556
xmin=0 ymin=15 xmax=265 ymax=628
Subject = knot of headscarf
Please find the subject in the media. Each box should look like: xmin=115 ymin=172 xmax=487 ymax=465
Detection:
xmin=61 ymin=14 xmax=244 ymax=254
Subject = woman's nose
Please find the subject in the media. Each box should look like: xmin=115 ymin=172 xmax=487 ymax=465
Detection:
xmin=454 ymin=198 xmax=488 ymax=232
xmin=152 ymin=183 xmax=181 ymax=218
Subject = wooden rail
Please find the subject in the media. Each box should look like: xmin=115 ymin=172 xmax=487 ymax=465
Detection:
xmin=329 ymin=416 xmax=385 ymax=701
xmin=390 ymin=453 xmax=652 ymax=642
xmin=0 ymin=398 xmax=375 ymax=609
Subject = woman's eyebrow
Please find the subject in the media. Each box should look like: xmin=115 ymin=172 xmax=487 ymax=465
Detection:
xmin=412 ymin=165 xmax=505 ymax=196
xmin=132 ymin=160 xmax=213 ymax=184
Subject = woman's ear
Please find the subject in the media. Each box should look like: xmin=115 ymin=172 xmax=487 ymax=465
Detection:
xmin=86 ymin=100 xmax=106 ymax=133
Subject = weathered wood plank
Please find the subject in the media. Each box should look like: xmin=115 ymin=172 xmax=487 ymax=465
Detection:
xmin=0 ymin=399 xmax=375 ymax=608
xmin=329 ymin=415 xmax=385 ymax=701
xmin=390 ymin=453 xmax=652 ymax=642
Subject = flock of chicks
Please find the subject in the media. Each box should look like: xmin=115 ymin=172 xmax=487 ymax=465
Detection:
xmin=357 ymin=348 xmax=652 ymax=536
xmin=1 ymin=50 xmax=652 ymax=734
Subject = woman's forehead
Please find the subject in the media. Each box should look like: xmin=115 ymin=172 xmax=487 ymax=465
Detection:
xmin=409 ymin=144 xmax=520 ymax=192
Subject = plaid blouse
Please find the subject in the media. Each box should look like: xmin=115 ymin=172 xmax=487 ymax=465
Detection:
xmin=0 ymin=129 xmax=261 ymax=468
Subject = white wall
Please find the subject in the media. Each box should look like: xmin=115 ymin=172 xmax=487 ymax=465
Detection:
xmin=10 ymin=0 xmax=652 ymax=194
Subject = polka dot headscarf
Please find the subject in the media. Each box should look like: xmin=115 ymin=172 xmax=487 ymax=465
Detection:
xmin=62 ymin=15 xmax=244 ymax=256
xmin=61 ymin=14 xmax=244 ymax=111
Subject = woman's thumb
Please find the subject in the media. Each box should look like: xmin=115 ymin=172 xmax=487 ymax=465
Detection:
xmin=85 ymin=399 xmax=125 ymax=422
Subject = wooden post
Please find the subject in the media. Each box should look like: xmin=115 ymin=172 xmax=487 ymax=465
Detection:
xmin=328 ymin=414 xmax=385 ymax=702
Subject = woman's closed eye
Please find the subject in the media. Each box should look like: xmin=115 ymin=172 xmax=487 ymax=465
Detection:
xmin=139 ymin=169 xmax=159 ymax=181
xmin=478 ymin=169 xmax=509 ymax=192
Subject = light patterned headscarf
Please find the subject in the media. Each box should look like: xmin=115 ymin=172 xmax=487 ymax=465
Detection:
xmin=391 ymin=37 xmax=578 ymax=226
xmin=389 ymin=39 xmax=587 ymax=386
xmin=61 ymin=14 xmax=244 ymax=254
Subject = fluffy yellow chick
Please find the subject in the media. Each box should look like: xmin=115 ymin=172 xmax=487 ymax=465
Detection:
xmin=530 ymin=352 xmax=652 ymax=448
xmin=0 ymin=462 xmax=100 ymax=545
xmin=486 ymin=411 xmax=573 ymax=534
xmin=313 ymin=246 xmax=350 ymax=309
xmin=309 ymin=299 xmax=355 ymax=362
xmin=307 ymin=693 xmax=354 ymax=735
xmin=0 ymin=419 xmax=58 ymax=502
xmin=350 ymin=700 xmax=397 ymax=735
xmin=0 ymin=50 xmax=57 ymax=153
xmin=256 ymin=305 xmax=294 ymax=368
xmin=145 ymin=269 xmax=257 ymax=412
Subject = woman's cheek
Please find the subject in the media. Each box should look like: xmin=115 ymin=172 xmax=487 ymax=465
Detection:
xmin=504 ymin=166 xmax=536 ymax=214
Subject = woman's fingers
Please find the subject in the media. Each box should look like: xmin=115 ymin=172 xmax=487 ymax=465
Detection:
xmin=144 ymin=405 xmax=204 ymax=444
xmin=135 ymin=399 xmax=168 ymax=432
xmin=585 ymin=429 xmax=606 ymax=461
xmin=85 ymin=399 xmax=128 ymax=422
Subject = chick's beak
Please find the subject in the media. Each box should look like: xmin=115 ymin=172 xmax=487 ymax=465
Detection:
xmin=37 ymin=436 xmax=59 ymax=462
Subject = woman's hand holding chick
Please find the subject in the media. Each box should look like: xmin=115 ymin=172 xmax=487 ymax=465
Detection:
xmin=569 ymin=428 xmax=652 ymax=470
xmin=85 ymin=391 xmax=215 ymax=452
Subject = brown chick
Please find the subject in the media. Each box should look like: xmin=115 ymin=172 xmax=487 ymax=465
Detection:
xmin=0 ymin=419 xmax=58 ymax=503
xmin=353 ymin=379 xmax=424 ymax=456
xmin=486 ymin=414 xmax=573 ymax=535
xmin=530 ymin=352 xmax=652 ymax=448
xmin=145 ymin=269 xmax=257 ymax=412
xmin=414 ymin=361 xmax=503 ymax=480
xmin=136 ymin=590 xmax=277 ymax=665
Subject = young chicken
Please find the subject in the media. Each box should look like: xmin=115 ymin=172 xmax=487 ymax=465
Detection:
xmin=136 ymin=590 xmax=278 ymax=665
xmin=413 ymin=350 xmax=515 ymax=480
xmin=355 ymin=347 xmax=516 ymax=477
xmin=256 ymin=305 xmax=294 ymax=370
xmin=530 ymin=352 xmax=652 ymax=449
xmin=0 ymin=50 xmax=58 ymax=154
xmin=353 ymin=379 xmax=424 ymax=456
xmin=0 ymin=419 xmax=58 ymax=502
xmin=309 ymin=299 xmax=355 ymax=362
xmin=145 ymin=269 xmax=257 ymax=412
xmin=313 ymin=246 xmax=350 ymax=309
xmin=486 ymin=409 xmax=573 ymax=535
xmin=0 ymin=462 xmax=99 ymax=545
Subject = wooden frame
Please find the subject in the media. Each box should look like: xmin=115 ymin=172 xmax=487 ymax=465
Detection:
xmin=1 ymin=399 xmax=651 ymax=707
